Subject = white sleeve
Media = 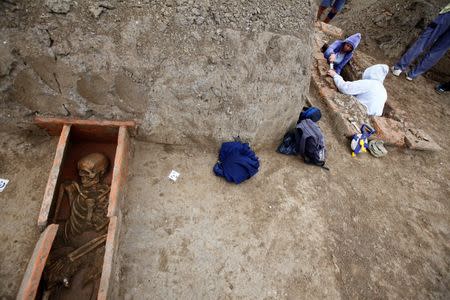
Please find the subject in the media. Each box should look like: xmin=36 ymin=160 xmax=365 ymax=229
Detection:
xmin=333 ymin=74 xmax=371 ymax=96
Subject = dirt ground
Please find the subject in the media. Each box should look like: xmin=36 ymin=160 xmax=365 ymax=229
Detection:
xmin=0 ymin=0 xmax=449 ymax=299
xmin=1 ymin=77 xmax=448 ymax=299
xmin=0 ymin=131 xmax=57 ymax=298
xmin=117 ymin=74 xmax=450 ymax=299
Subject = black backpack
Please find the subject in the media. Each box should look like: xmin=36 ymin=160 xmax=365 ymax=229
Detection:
xmin=296 ymin=119 xmax=328 ymax=170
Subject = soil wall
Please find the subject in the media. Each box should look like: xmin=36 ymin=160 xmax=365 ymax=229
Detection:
xmin=0 ymin=0 xmax=315 ymax=147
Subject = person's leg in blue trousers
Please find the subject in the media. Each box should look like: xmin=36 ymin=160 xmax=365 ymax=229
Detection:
xmin=395 ymin=13 xmax=450 ymax=71
xmin=317 ymin=0 xmax=332 ymax=21
xmin=324 ymin=0 xmax=346 ymax=23
xmin=408 ymin=28 xmax=450 ymax=78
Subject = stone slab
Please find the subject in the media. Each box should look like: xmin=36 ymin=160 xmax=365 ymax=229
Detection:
xmin=315 ymin=21 xmax=344 ymax=39
xmin=371 ymin=116 xmax=406 ymax=147
xmin=405 ymin=128 xmax=442 ymax=151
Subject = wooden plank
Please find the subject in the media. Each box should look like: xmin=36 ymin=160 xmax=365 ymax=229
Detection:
xmin=17 ymin=224 xmax=59 ymax=300
xmin=38 ymin=124 xmax=71 ymax=231
xmin=35 ymin=117 xmax=136 ymax=136
xmin=70 ymin=125 xmax=119 ymax=143
xmin=107 ymin=126 xmax=129 ymax=218
xmin=97 ymin=215 xmax=121 ymax=300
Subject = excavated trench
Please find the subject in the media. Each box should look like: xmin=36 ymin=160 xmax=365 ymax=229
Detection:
xmin=3 ymin=2 xmax=450 ymax=299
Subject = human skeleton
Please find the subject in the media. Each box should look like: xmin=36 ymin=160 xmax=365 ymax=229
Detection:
xmin=62 ymin=153 xmax=110 ymax=242
xmin=44 ymin=153 xmax=111 ymax=293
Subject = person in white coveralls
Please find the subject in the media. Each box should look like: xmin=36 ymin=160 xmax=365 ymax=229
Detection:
xmin=327 ymin=64 xmax=389 ymax=117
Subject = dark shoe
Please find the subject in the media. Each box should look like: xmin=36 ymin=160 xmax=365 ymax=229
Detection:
xmin=435 ymin=84 xmax=446 ymax=94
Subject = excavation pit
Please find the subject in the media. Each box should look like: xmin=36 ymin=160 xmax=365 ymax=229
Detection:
xmin=17 ymin=118 xmax=134 ymax=300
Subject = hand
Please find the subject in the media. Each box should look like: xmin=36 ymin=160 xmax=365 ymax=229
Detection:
xmin=327 ymin=69 xmax=337 ymax=77
xmin=329 ymin=53 xmax=336 ymax=62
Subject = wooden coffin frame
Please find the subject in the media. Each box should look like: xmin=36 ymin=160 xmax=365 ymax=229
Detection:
xmin=17 ymin=117 xmax=135 ymax=300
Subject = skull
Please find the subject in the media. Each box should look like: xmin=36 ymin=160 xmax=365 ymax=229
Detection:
xmin=77 ymin=153 xmax=109 ymax=188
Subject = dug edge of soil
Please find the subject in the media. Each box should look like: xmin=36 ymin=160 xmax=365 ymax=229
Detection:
xmin=117 ymin=80 xmax=449 ymax=298
xmin=0 ymin=131 xmax=57 ymax=298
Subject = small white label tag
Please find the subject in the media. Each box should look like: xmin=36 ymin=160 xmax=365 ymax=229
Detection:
xmin=0 ymin=178 xmax=9 ymax=192
xmin=168 ymin=170 xmax=180 ymax=182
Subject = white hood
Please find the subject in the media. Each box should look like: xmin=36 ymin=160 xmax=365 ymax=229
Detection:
xmin=362 ymin=64 xmax=389 ymax=82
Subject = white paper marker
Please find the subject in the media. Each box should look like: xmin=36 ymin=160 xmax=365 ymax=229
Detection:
xmin=168 ymin=170 xmax=180 ymax=182
xmin=0 ymin=178 xmax=9 ymax=192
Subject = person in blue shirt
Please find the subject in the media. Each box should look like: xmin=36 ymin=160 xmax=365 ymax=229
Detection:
xmin=317 ymin=0 xmax=347 ymax=23
xmin=323 ymin=33 xmax=361 ymax=75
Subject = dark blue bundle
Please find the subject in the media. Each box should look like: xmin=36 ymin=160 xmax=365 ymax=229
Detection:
xmin=213 ymin=141 xmax=260 ymax=184
xmin=276 ymin=130 xmax=298 ymax=155
xmin=277 ymin=106 xmax=322 ymax=155
xmin=298 ymin=106 xmax=321 ymax=123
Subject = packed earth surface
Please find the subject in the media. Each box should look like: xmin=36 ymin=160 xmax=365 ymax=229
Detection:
xmin=0 ymin=0 xmax=449 ymax=299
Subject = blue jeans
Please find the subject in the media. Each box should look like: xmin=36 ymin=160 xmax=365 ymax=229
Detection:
xmin=320 ymin=0 xmax=346 ymax=12
xmin=395 ymin=12 xmax=450 ymax=78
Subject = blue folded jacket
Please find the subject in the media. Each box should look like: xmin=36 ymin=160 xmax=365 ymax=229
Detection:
xmin=213 ymin=142 xmax=260 ymax=184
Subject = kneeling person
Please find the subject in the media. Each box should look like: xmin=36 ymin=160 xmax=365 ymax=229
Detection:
xmin=323 ymin=33 xmax=361 ymax=75
xmin=327 ymin=64 xmax=389 ymax=116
